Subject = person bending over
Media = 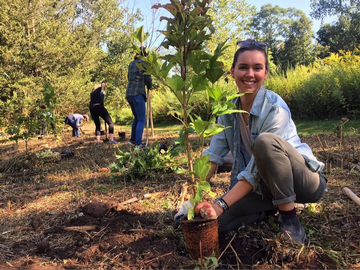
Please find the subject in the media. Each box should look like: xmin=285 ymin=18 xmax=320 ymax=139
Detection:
xmin=64 ymin=113 xmax=88 ymax=137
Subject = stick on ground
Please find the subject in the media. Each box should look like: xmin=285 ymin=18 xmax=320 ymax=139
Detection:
xmin=64 ymin=225 xmax=97 ymax=232
xmin=343 ymin=187 xmax=360 ymax=207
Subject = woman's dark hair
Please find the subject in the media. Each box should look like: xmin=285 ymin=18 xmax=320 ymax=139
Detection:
xmin=231 ymin=40 xmax=269 ymax=70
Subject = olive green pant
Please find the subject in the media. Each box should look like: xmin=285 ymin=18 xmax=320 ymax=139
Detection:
xmin=218 ymin=133 xmax=327 ymax=232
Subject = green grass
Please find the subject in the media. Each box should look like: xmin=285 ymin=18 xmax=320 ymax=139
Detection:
xmin=120 ymin=118 xmax=359 ymax=137
xmin=151 ymin=124 xmax=183 ymax=134
xmin=121 ymin=123 xmax=183 ymax=135
xmin=295 ymin=118 xmax=360 ymax=136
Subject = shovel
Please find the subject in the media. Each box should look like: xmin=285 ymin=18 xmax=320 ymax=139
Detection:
xmin=145 ymin=88 xmax=150 ymax=146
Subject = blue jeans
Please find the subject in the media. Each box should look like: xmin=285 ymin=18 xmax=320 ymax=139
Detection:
xmin=65 ymin=118 xmax=80 ymax=137
xmin=127 ymin=94 xmax=146 ymax=145
xmin=41 ymin=121 xmax=55 ymax=136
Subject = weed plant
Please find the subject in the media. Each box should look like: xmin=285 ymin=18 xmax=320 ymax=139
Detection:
xmin=109 ymin=141 xmax=184 ymax=182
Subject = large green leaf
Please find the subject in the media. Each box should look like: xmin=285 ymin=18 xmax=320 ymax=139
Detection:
xmin=191 ymin=74 xmax=208 ymax=92
xmin=166 ymin=75 xmax=186 ymax=92
xmin=207 ymin=84 xmax=223 ymax=101
xmin=191 ymin=116 xmax=209 ymax=136
xmin=212 ymin=102 xmax=244 ymax=116
xmin=227 ymin=92 xmax=249 ymax=100
xmin=194 ymin=180 xmax=216 ymax=203
xmin=131 ymin=26 xmax=149 ymax=44
xmin=187 ymin=194 xmax=196 ymax=220
xmin=204 ymin=123 xmax=230 ymax=137
xmin=159 ymin=61 xmax=174 ymax=78
xmin=205 ymin=61 xmax=225 ymax=84
xmin=194 ymin=155 xmax=211 ymax=182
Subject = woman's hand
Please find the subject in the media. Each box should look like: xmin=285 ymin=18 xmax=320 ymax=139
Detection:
xmin=195 ymin=201 xmax=223 ymax=219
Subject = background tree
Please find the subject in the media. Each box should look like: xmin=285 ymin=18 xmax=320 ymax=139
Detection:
xmin=207 ymin=0 xmax=255 ymax=70
xmin=276 ymin=8 xmax=316 ymax=70
xmin=249 ymin=4 xmax=316 ymax=71
xmin=315 ymin=14 xmax=360 ymax=54
xmin=310 ymin=0 xmax=359 ymax=19
xmin=0 ymin=0 xmax=137 ymax=141
xmin=311 ymin=0 xmax=360 ymax=54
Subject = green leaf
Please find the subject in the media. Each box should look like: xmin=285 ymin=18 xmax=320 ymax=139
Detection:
xmin=187 ymin=194 xmax=196 ymax=220
xmin=196 ymin=180 xmax=212 ymax=193
xmin=205 ymin=61 xmax=225 ymax=84
xmin=166 ymin=75 xmax=186 ymax=92
xmin=194 ymin=155 xmax=211 ymax=182
xmin=187 ymin=50 xmax=210 ymax=74
xmin=191 ymin=115 xmax=209 ymax=135
xmin=204 ymin=123 xmax=230 ymax=137
xmin=131 ymin=26 xmax=149 ymax=44
xmin=159 ymin=61 xmax=174 ymax=78
xmin=207 ymin=84 xmax=223 ymax=101
xmin=226 ymin=92 xmax=249 ymax=100
xmin=187 ymin=207 xmax=195 ymax=220
xmin=208 ymin=191 xmax=216 ymax=198
xmin=191 ymin=74 xmax=208 ymax=92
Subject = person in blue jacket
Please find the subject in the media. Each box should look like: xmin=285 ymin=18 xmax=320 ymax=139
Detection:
xmin=126 ymin=47 xmax=152 ymax=149
xmin=64 ymin=114 xmax=88 ymax=137
xmin=194 ymin=40 xmax=327 ymax=244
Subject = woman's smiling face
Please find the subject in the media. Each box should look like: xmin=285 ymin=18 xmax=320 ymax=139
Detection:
xmin=231 ymin=50 xmax=268 ymax=94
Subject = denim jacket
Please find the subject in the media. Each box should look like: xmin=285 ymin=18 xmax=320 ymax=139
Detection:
xmin=203 ymin=86 xmax=324 ymax=191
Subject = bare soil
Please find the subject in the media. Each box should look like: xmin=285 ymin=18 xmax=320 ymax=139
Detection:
xmin=0 ymin=125 xmax=360 ymax=269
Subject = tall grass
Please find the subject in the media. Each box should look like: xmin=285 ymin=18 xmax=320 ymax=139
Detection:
xmin=266 ymin=50 xmax=360 ymax=120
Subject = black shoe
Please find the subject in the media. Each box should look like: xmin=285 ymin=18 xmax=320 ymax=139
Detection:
xmin=128 ymin=140 xmax=136 ymax=146
xmin=278 ymin=214 xmax=307 ymax=244
xmin=134 ymin=144 xmax=146 ymax=150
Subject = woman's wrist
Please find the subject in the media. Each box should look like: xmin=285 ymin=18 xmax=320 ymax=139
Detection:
xmin=215 ymin=198 xmax=229 ymax=213
xmin=212 ymin=202 xmax=224 ymax=216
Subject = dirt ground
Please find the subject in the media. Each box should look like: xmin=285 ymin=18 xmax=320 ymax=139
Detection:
xmin=0 ymin=124 xmax=360 ymax=269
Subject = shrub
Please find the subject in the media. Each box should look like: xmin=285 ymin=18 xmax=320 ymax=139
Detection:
xmin=112 ymin=107 xmax=133 ymax=125
xmin=266 ymin=50 xmax=360 ymax=120
xmin=109 ymin=141 xmax=183 ymax=182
